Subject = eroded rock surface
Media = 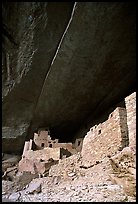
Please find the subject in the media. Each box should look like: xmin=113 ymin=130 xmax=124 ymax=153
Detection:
xmin=2 ymin=2 xmax=74 ymax=153
xmin=109 ymin=146 xmax=136 ymax=197
xmin=2 ymin=153 xmax=136 ymax=202
xmin=2 ymin=2 xmax=136 ymax=154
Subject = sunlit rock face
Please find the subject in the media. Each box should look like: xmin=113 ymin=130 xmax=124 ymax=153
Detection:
xmin=2 ymin=2 xmax=136 ymax=154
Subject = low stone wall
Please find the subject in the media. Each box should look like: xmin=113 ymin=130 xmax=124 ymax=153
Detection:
xmin=18 ymin=147 xmax=61 ymax=174
xmin=23 ymin=147 xmax=61 ymax=161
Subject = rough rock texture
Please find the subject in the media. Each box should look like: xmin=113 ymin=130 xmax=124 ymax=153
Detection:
xmin=2 ymin=2 xmax=136 ymax=153
xmin=2 ymin=154 xmax=21 ymax=173
xmin=49 ymin=153 xmax=82 ymax=179
xmin=18 ymin=147 xmax=61 ymax=174
xmin=125 ymin=92 xmax=136 ymax=148
xmin=81 ymin=107 xmax=128 ymax=167
xmin=2 ymin=94 xmax=136 ymax=202
xmin=19 ymin=158 xmax=47 ymax=175
xmin=2 ymin=153 xmax=136 ymax=202
xmin=22 ymin=148 xmax=61 ymax=161
xmin=109 ymin=146 xmax=136 ymax=197
xmin=18 ymin=156 xmax=58 ymax=175
xmin=31 ymin=2 xmax=136 ymax=140
xmin=2 ymin=2 xmax=74 ymax=153
xmin=8 ymin=192 xmax=21 ymax=202
xmin=25 ymin=180 xmax=42 ymax=194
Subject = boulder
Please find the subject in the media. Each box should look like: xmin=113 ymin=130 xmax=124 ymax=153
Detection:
xmin=109 ymin=147 xmax=136 ymax=197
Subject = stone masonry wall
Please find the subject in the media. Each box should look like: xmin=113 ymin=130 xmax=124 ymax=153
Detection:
xmin=74 ymin=138 xmax=83 ymax=152
xmin=125 ymin=92 xmax=136 ymax=148
xmin=23 ymin=147 xmax=61 ymax=161
xmin=118 ymin=107 xmax=129 ymax=148
xmin=52 ymin=143 xmax=77 ymax=154
xmin=81 ymin=107 xmax=128 ymax=167
xmin=34 ymin=131 xmax=49 ymax=149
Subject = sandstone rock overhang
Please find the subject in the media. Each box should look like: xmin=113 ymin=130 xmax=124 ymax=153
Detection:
xmin=30 ymin=2 xmax=136 ymax=139
xmin=2 ymin=2 xmax=136 ymax=153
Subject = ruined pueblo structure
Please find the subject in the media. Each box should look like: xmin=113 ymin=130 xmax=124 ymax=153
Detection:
xmin=2 ymin=2 xmax=136 ymax=202
xmin=2 ymin=91 xmax=136 ymax=202
xmin=18 ymin=92 xmax=136 ymax=193
xmin=19 ymin=128 xmax=83 ymax=174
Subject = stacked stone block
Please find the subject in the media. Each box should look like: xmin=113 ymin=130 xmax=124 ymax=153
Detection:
xmin=81 ymin=107 xmax=128 ymax=167
xmin=125 ymin=92 xmax=136 ymax=148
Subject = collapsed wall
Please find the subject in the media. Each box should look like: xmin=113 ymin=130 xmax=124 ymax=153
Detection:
xmin=18 ymin=129 xmax=79 ymax=174
xmin=18 ymin=147 xmax=60 ymax=174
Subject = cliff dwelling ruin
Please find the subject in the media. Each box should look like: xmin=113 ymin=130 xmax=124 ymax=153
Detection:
xmin=17 ymin=92 xmax=135 ymax=176
xmin=2 ymin=2 xmax=136 ymax=202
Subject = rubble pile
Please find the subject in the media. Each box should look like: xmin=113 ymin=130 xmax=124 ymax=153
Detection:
xmin=2 ymin=151 xmax=136 ymax=202
xmin=2 ymin=92 xmax=136 ymax=202
xmin=49 ymin=152 xmax=83 ymax=180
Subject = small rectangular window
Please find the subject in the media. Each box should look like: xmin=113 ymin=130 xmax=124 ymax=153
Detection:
xmin=98 ymin=130 xmax=101 ymax=134
xmin=78 ymin=141 xmax=81 ymax=146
